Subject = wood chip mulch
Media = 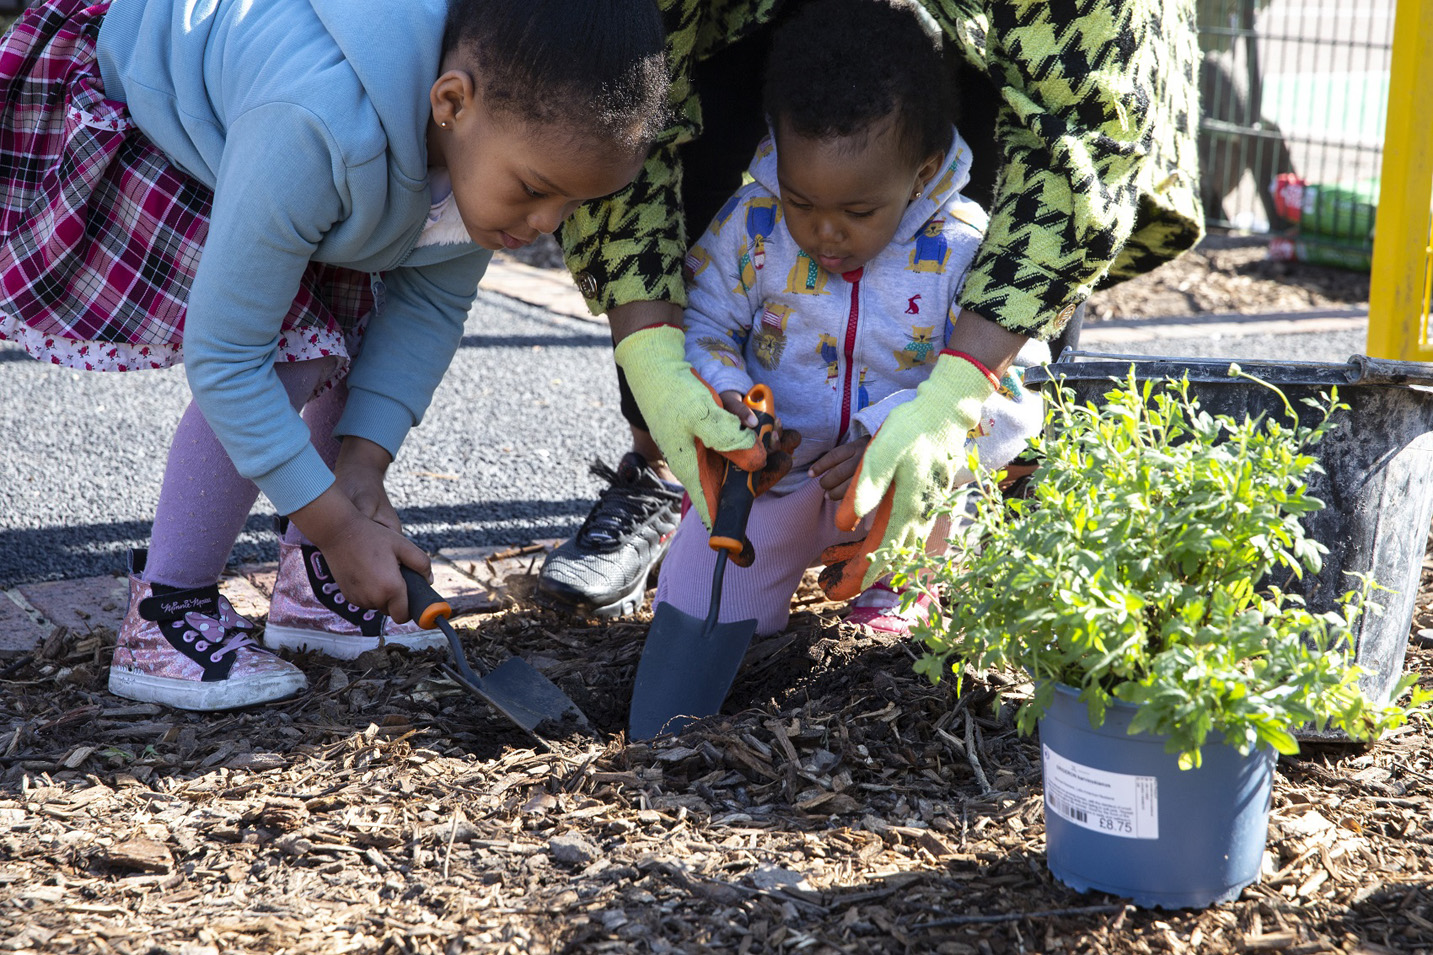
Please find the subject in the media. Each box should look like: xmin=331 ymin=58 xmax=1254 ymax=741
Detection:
xmin=1 ymin=560 xmax=1430 ymax=955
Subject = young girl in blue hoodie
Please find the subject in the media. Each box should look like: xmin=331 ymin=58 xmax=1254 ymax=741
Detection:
xmin=632 ymin=0 xmax=1047 ymax=735
xmin=0 ymin=0 xmax=668 ymax=710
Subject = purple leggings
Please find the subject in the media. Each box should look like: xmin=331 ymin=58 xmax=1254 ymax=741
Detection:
xmin=143 ymin=358 xmax=342 ymax=589
xmin=655 ymin=477 xmax=956 ymax=635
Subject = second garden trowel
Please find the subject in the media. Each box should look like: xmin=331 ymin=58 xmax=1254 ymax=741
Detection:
xmin=628 ymin=384 xmax=778 ymax=739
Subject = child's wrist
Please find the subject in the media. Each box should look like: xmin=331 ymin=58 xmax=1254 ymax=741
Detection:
xmin=288 ymin=486 xmax=362 ymax=550
xmin=608 ymin=300 xmax=683 ymax=344
xmin=336 ymin=435 xmax=393 ymax=476
xmin=939 ymin=349 xmax=1001 ymax=388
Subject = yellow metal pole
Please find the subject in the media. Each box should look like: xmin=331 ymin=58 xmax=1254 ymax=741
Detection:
xmin=1366 ymin=0 xmax=1433 ymax=360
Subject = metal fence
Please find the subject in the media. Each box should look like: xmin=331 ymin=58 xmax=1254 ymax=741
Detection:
xmin=1198 ymin=0 xmax=1394 ymax=235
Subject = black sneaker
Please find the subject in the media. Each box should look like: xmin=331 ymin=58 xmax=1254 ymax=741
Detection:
xmin=537 ymin=453 xmax=684 ymax=618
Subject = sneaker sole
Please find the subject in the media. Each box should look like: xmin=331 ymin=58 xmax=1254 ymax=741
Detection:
xmin=537 ymin=565 xmax=652 ymax=619
xmin=108 ymin=667 xmax=306 ymax=712
xmin=263 ymin=624 xmax=448 ymax=661
xmin=590 ymin=572 xmax=651 ymax=619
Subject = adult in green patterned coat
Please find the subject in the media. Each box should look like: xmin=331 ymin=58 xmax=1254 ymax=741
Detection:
xmin=538 ymin=0 xmax=1204 ymax=614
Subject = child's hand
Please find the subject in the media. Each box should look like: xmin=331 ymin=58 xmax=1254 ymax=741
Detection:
xmin=288 ymin=486 xmax=431 ymax=623
xmin=721 ymin=389 xmax=784 ymax=443
xmin=719 ymin=390 xmax=758 ymax=428
xmin=808 ymin=436 xmax=871 ymax=501
xmin=334 ymin=437 xmax=402 ymax=533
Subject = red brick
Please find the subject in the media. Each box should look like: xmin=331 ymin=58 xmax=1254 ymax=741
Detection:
xmin=219 ymin=571 xmax=273 ymax=621
xmin=430 ymin=555 xmax=504 ymax=618
xmin=233 ymin=563 xmax=277 ymax=597
xmin=0 ymin=592 xmax=48 ymax=651
xmin=437 ymin=542 xmax=560 ymax=616
xmin=18 ymin=575 xmax=129 ymax=634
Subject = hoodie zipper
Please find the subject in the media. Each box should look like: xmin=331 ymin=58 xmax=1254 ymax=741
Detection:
xmin=369 ymin=273 xmax=387 ymax=314
xmin=838 ymin=268 xmax=863 ymax=437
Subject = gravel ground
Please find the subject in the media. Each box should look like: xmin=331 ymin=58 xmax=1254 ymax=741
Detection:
xmin=0 ymin=294 xmax=627 ymax=588
xmin=1 ymin=232 xmax=1376 ymax=589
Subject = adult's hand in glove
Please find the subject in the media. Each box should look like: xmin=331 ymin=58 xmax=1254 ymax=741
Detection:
xmin=818 ymin=353 xmax=997 ymax=600
xmin=614 ymin=324 xmax=768 ymax=527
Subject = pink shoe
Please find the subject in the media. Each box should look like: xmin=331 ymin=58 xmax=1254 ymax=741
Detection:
xmin=109 ymin=550 xmax=307 ymax=711
xmin=845 ymin=579 xmax=936 ymax=637
xmin=264 ymin=539 xmax=444 ymax=660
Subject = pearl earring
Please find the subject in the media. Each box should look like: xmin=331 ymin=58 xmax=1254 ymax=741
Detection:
xmin=914 ymin=190 xmax=923 ymax=199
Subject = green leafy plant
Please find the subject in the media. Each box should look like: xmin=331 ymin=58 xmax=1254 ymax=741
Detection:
xmin=892 ymin=368 xmax=1429 ymax=769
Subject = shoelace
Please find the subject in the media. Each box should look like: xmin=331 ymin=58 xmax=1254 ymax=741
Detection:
xmin=180 ymin=612 xmax=261 ymax=664
xmin=321 ymin=581 xmax=379 ymax=621
xmin=577 ymin=460 xmax=682 ymax=549
xmin=311 ymin=549 xmax=381 ymax=621
xmin=850 ymin=584 xmax=903 ymax=611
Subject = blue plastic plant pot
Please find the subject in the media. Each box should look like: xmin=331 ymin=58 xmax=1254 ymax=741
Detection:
xmin=1038 ymin=683 xmax=1276 ymax=909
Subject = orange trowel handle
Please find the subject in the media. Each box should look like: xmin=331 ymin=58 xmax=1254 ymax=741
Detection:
xmin=709 ymin=383 xmax=777 ymax=557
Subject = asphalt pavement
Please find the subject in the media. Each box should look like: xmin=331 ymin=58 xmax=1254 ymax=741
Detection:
xmin=0 ymin=289 xmax=628 ymax=588
xmin=0 ymin=283 xmax=1372 ymax=589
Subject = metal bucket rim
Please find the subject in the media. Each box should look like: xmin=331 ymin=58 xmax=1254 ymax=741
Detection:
xmin=1029 ymin=352 xmax=1433 ymax=390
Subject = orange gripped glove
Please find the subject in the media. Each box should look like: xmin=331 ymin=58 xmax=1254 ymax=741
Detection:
xmin=818 ymin=464 xmax=896 ymax=600
xmin=700 ymin=421 xmax=803 ymax=567
xmin=613 ymin=324 xmax=767 ymax=528
xmin=818 ymin=352 xmax=997 ymax=599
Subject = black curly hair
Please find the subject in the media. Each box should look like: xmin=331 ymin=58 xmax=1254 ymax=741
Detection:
xmin=443 ymin=0 xmax=670 ymax=151
xmin=762 ymin=0 xmax=950 ymax=166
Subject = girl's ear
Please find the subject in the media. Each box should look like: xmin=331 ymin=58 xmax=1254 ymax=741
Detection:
xmin=429 ymin=68 xmax=477 ymax=129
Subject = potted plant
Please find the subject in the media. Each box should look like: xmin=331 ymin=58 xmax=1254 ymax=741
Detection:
xmin=888 ymin=368 xmax=1428 ymax=909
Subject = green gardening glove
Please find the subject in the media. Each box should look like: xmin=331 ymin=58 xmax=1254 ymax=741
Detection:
xmin=614 ymin=324 xmax=767 ymax=528
xmin=820 ymin=353 xmax=996 ymax=598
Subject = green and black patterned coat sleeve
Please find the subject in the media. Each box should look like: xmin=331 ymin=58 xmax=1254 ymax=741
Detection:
xmin=556 ymin=0 xmax=778 ymax=316
xmin=560 ymin=0 xmax=1203 ymax=342
xmin=932 ymin=0 xmax=1204 ymax=340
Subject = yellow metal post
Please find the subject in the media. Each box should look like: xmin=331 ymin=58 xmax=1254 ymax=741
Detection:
xmin=1366 ymin=0 xmax=1433 ymax=360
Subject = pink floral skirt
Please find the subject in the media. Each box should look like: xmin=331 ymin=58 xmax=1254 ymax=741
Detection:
xmin=0 ymin=0 xmax=373 ymax=375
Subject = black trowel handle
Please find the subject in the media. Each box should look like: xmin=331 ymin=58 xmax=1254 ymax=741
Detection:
xmin=709 ymin=383 xmax=777 ymax=558
xmin=400 ymin=565 xmax=483 ymax=686
xmin=400 ymin=565 xmax=452 ymax=629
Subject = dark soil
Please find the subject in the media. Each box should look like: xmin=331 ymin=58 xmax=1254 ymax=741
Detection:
xmin=1085 ymin=233 xmax=1370 ymax=321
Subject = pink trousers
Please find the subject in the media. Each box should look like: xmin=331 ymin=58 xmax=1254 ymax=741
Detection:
xmin=653 ymin=477 xmax=949 ymax=636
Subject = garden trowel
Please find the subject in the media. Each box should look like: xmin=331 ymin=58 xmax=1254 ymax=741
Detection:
xmin=628 ymin=384 xmax=779 ymax=739
xmin=402 ymin=566 xmax=591 ymax=739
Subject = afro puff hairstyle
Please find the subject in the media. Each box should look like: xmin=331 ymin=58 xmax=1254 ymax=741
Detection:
xmin=443 ymin=0 xmax=670 ymax=152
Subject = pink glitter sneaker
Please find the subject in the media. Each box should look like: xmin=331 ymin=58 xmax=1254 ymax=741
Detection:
xmin=109 ymin=550 xmax=307 ymax=711
xmin=263 ymin=539 xmax=444 ymax=660
xmin=844 ymin=579 xmax=936 ymax=637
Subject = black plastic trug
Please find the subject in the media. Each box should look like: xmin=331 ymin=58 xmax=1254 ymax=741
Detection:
xmin=1030 ymin=351 xmax=1433 ymax=390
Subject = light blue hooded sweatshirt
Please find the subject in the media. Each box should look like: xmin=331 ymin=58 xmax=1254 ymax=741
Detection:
xmin=96 ymin=0 xmax=490 ymax=514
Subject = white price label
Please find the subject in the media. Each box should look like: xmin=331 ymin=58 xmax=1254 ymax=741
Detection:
xmin=1042 ymin=744 xmax=1159 ymax=840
